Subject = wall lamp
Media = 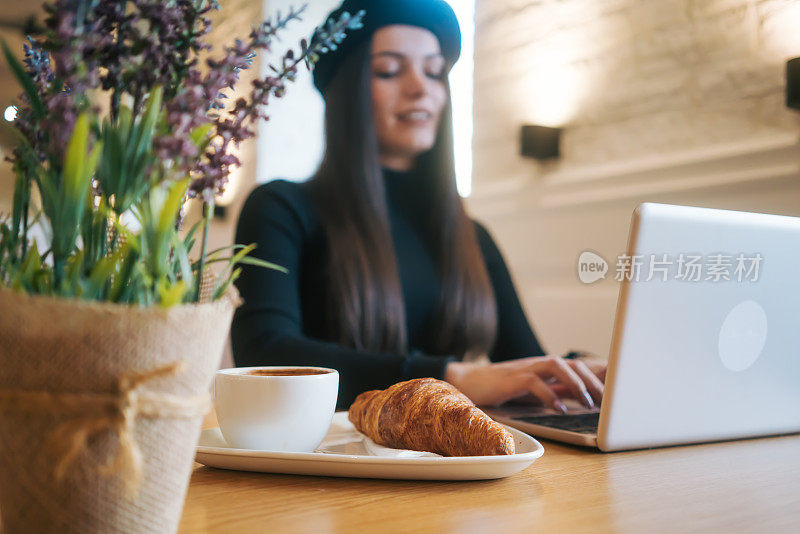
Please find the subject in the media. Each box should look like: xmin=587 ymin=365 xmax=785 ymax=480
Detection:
xmin=213 ymin=204 xmax=228 ymax=219
xmin=787 ymin=57 xmax=800 ymax=111
xmin=520 ymin=124 xmax=561 ymax=160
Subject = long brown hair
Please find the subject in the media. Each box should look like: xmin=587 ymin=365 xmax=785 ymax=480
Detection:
xmin=308 ymin=39 xmax=497 ymax=359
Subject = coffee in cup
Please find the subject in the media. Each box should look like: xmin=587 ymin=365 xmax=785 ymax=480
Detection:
xmin=246 ymin=368 xmax=332 ymax=376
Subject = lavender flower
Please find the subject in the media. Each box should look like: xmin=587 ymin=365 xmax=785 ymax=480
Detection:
xmin=22 ymin=37 xmax=54 ymax=91
xmin=7 ymin=0 xmax=105 ymax=166
xmin=185 ymin=7 xmax=365 ymax=201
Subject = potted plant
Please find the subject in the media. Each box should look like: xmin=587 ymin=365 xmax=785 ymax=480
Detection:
xmin=0 ymin=1 xmax=362 ymax=533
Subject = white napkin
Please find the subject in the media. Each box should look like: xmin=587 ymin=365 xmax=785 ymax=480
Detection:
xmin=316 ymin=434 xmax=441 ymax=458
xmin=361 ymin=436 xmax=441 ymax=458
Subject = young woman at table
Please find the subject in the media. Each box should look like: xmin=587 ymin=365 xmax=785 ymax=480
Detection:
xmin=232 ymin=0 xmax=605 ymax=410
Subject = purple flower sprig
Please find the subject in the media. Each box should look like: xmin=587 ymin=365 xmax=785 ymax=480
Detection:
xmin=184 ymin=6 xmax=363 ymax=302
xmin=22 ymin=36 xmax=54 ymax=92
xmin=154 ymin=6 xmax=310 ymax=200
xmin=303 ymin=9 xmax=365 ymax=66
xmin=186 ymin=8 xmax=365 ymax=202
xmin=106 ymin=0 xmax=220 ymax=114
xmin=10 ymin=0 xmax=107 ymax=171
xmin=8 ymin=38 xmax=55 ymax=166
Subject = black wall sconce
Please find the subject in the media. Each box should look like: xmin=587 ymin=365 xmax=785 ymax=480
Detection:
xmin=520 ymin=124 xmax=561 ymax=160
xmin=213 ymin=204 xmax=228 ymax=219
xmin=787 ymin=57 xmax=800 ymax=111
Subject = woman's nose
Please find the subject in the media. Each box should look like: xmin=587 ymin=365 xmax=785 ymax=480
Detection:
xmin=402 ymin=67 xmax=427 ymax=98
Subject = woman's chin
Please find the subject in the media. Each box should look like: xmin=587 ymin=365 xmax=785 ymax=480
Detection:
xmin=393 ymin=139 xmax=438 ymax=157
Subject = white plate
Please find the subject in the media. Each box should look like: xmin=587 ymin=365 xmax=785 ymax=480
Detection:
xmin=195 ymin=411 xmax=544 ymax=480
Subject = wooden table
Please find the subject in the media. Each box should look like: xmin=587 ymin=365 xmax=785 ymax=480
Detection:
xmin=179 ymin=412 xmax=800 ymax=533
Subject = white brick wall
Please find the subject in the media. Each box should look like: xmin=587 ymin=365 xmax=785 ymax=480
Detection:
xmin=473 ymin=0 xmax=800 ymax=173
xmin=469 ymin=0 xmax=800 ymax=357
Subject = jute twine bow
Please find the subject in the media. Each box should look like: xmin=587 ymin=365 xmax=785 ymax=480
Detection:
xmin=0 ymin=360 xmax=210 ymax=498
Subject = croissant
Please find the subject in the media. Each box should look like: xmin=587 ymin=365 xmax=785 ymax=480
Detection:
xmin=348 ymin=378 xmax=515 ymax=456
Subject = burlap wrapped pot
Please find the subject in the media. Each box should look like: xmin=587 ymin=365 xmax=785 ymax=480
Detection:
xmin=0 ymin=285 xmax=241 ymax=533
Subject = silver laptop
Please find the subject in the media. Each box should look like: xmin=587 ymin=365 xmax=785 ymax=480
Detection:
xmin=487 ymin=202 xmax=800 ymax=452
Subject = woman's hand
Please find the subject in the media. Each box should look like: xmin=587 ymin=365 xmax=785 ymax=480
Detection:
xmin=444 ymin=355 xmax=605 ymax=413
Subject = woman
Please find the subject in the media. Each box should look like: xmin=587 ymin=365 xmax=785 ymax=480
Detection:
xmin=232 ymin=0 xmax=605 ymax=411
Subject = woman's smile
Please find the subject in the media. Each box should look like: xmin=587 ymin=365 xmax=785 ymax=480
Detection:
xmin=397 ymin=108 xmax=435 ymax=124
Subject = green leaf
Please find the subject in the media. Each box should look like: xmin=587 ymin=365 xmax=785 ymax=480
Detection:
xmin=10 ymin=172 xmax=27 ymax=249
xmin=132 ymin=86 xmax=162 ymax=161
xmin=157 ymin=279 xmax=187 ymax=308
xmin=109 ymin=242 xmax=139 ymax=302
xmin=118 ymin=105 xmax=133 ymax=136
xmin=212 ymin=267 xmax=241 ymax=301
xmin=85 ymin=250 xmax=120 ymax=298
xmin=171 ymin=231 xmax=193 ymax=289
xmin=15 ymin=242 xmax=42 ymax=290
xmin=208 ymin=243 xmax=253 ymax=296
xmin=182 ymin=219 xmax=203 ymax=253
xmin=65 ymin=249 xmax=85 ymax=294
xmin=205 ymin=244 xmax=249 ymax=256
xmin=189 ymin=123 xmax=214 ymax=151
xmin=63 ymin=113 xmax=91 ymax=205
xmin=198 ymin=243 xmax=248 ymax=265
xmin=225 ymin=242 xmax=257 ymax=269
xmin=100 ymin=122 xmax=123 ymax=196
xmin=157 ymin=178 xmax=189 ymax=237
xmin=57 ymin=114 xmax=101 ymax=263
xmin=32 ymin=268 xmax=52 ymax=294
xmin=231 ymin=255 xmax=288 ymax=272
xmin=203 ymin=255 xmax=288 ymax=273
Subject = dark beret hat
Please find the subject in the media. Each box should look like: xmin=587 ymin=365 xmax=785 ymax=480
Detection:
xmin=312 ymin=0 xmax=461 ymax=97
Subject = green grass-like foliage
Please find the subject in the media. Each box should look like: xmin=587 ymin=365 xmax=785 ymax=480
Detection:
xmin=0 ymin=30 xmax=292 ymax=307
xmin=0 ymin=82 xmax=284 ymax=306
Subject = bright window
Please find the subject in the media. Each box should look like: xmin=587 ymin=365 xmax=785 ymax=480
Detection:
xmin=446 ymin=0 xmax=475 ymax=198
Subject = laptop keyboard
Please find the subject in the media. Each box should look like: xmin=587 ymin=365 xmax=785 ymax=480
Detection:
xmin=516 ymin=413 xmax=600 ymax=435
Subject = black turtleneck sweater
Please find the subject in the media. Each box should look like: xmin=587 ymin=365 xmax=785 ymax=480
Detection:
xmin=231 ymin=168 xmax=547 ymax=408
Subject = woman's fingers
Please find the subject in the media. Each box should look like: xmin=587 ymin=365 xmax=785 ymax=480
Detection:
xmin=524 ymin=372 xmax=568 ymax=414
xmin=592 ymin=362 xmax=607 ymax=383
xmin=451 ymin=355 xmax=607 ymax=409
xmin=569 ymin=359 xmax=604 ymax=405
xmin=543 ymin=358 xmax=595 ymax=409
xmin=578 ymin=359 xmax=607 ymax=383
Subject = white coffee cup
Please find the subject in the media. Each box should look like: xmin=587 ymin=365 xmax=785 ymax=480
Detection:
xmin=213 ymin=366 xmax=339 ymax=452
